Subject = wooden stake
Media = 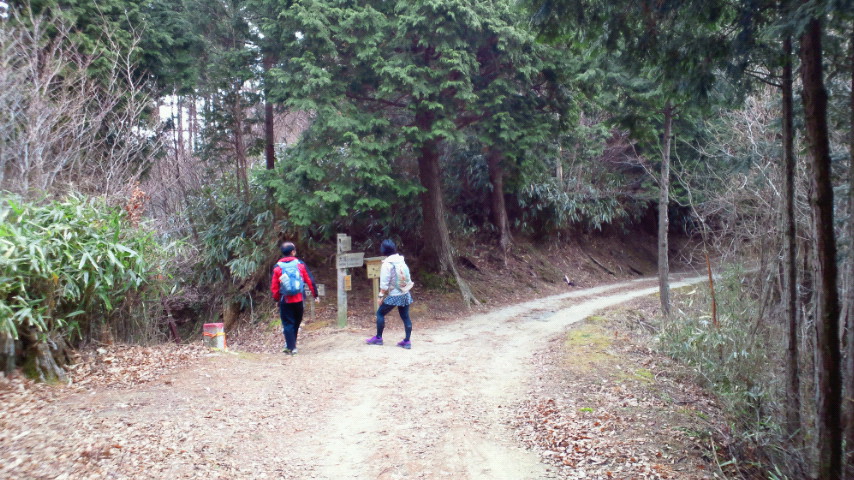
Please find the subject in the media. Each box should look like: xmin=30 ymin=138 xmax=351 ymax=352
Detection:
xmin=372 ymin=278 xmax=379 ymax=312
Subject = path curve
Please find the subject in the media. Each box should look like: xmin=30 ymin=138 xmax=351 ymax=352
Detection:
xmin=54 ymin=275 xmax=707 ymax=479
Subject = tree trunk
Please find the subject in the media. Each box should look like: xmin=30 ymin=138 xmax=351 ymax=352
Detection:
xmin=177 ymin=95 xmax=185 ymax=159
xmin=232 ymin=90 xmax=250 ymax=202
xmin=800 ymin=17 xmax=843 ymax=480
xmin=658 ymin=102 xmax=673 ymax=316
xmin=486 ymin=148 xmax=512 ymax=259
xmin=223 ymin=300 xmax=241 ymax=332
xmin=263 ymin=53 xmax=277 ymax=171
xmin=844 ymin=27 xmax=854 ymax=480
xmin=0 ymin=332 xmax=15 ymax=376
xmin=416 ymin=111 xmax=479 ymax=306
xmin=172 ymin=92 xmax=180 ymax=165
xmin=782 ymin=34 xmax=803 ymax=447
xmin=264 ymin=101 xmax=275 ymax=170
xmin=189 ymin=94 xmax=197 ymax=152
xmin=417 ymin=137 xmax=452 ymax=274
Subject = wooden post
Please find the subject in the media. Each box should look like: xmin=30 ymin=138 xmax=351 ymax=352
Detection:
xmin=314 ymin=283 xmax=325 ymax=324
xmin=365 ymin=256 xmax=386 ymax=312
xmin=310 ymin=291 xmax=316 ymax=322
xmin=337 ymin=234 xmax=349 ymax=328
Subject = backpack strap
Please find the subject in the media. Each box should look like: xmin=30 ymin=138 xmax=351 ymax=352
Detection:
xmin=391 ymin=264 xmax=399 ymax=289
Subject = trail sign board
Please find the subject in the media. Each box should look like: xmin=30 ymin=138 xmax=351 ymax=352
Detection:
xmin=316 ymin=284 xmax=326 ymax=296
xmin=364 ymin=256 xmax=386 ymax=279
xmin=336 ymin=252 xmax=365 ymax=269
xmin=337 ymin=234 xmax=351 ymax=253
xmin=344 ymin=275 xmax=352 ymax=291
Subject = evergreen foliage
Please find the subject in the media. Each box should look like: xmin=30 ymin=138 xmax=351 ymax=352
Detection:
xmin=10 ymin=0 xmax=145 ymax=78
xmin=260 ymin=0 xmax=570 ymax=262
xmin=187 ymin=176 xmax=282 ymax=285
xmin=138 ymin=0 xmax=204 ymax=94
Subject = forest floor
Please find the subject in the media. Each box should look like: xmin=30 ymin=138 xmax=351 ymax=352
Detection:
xmin=0 ymin=272 xmax=731 ymax=480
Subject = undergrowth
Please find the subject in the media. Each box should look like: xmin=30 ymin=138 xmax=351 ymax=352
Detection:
xmin=656 ymin=265 xmax=806 ymax=478
xmin=0 ymin=193 xmax=181 ymax=379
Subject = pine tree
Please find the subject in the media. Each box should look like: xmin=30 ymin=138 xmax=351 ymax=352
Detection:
xmin=266 ymin=0 xmax=568 ymax=304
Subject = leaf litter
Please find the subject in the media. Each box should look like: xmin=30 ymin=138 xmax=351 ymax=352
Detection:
xmin=1 ymin=281 xmax=731 ymax=479
xmin=510 ymin=297 xmax=725 ymax=479
xmin=0 ymin=343 xmax=208 ymax=479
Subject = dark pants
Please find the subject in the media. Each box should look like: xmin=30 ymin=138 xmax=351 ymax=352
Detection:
xmin=279 ymin=301 xmax=304 ymax=350
xmin=376 ymin=303 xmax=412 ymax=341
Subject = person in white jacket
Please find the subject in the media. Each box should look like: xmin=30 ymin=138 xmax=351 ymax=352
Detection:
xmin=365 ymin=240 xmax=414 ymax=349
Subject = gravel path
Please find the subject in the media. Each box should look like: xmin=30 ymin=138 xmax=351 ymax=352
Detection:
xmin=1 ymin=275 xmax=707 ymax=479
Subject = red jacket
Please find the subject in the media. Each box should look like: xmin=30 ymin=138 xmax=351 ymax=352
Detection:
xmin=271 ymin=256 xmax=318 ymax=303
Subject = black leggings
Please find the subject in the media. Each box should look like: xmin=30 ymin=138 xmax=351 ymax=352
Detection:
xmin=376 ymin=303 xmax=412 ymax=341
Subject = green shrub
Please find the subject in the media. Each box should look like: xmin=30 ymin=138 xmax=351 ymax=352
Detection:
xmin=184 ymin=176 xmax=289 ymax=320
xmin=516 ymin=179 xmax=634 ymax=232
xmin=0 ymin=193 xmax=165 ymax=351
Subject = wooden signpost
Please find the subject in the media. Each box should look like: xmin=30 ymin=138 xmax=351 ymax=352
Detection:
xmin=336 ymin=234 xmax=349 ymax=327
xmin=336 ymin=252 xmax=365 ymax=269
xmin=335 ymin=234 xmax=388 ymax=326
xmin=336 ymin=234 xmax=365 ymax=327
xmin=364 ymin=256 xmax=386 ymax=310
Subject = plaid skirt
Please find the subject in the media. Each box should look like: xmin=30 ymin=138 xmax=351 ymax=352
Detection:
xmin=383 ymin=292 xmax=413 ymax=307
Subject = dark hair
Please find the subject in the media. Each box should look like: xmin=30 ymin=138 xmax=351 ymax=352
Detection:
xmin=380 ymin=239 xmax=397 ymax=256
xmin=280 ymin=241 xmax=296 ymax=256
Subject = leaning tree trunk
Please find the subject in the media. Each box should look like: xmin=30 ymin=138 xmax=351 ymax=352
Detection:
xmin=416 ymin=110 xmax=479 ymax=307
xmin=782 ymin=34 xmax=803 ymax=447
xmin=845 ymin=27 xmax=854 ymax=480
xmin=800 ymin=16 xmax=843 ymax=480
xmin=658 ymin=101 xmax=673 ymax=316
xmin=486 ymin=148 xmax=512 ymax=261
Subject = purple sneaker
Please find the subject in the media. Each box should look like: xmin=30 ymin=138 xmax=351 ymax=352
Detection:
xmin=397 ymin=340 xmax=411 ymax=349
xmin=365 ymin=336 xmax=383 ymax=345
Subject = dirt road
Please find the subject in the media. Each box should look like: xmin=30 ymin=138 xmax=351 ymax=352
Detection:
xmin=2 ymin=275 xmax=707 ymax=480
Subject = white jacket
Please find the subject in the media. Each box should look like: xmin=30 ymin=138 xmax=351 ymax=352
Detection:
xmin=379 ymin=254 xmax=413 ymax=296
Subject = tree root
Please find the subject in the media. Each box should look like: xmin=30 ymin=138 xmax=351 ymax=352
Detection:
xmin=20 ymin=327 xmax=71 ymax=383
xmin=27 ymin=341 xmax=69 ymax=383
xmin=450 ymin=263 xmax=481 ymax=308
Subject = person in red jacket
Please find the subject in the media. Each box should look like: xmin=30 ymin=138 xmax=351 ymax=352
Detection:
xmin=271 ymin=241 xmax=318 ymax=355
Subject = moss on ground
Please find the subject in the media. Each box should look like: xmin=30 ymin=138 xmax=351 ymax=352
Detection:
xmin=586 ymin=315 xmax=609 ymax=325
xmin=614 ymin=367 xmax=655 ymax=384
xmin=563 ymin=322 xmax=615 ymax=371
xmin=303 ymin=319 xmax=330 ymax=332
